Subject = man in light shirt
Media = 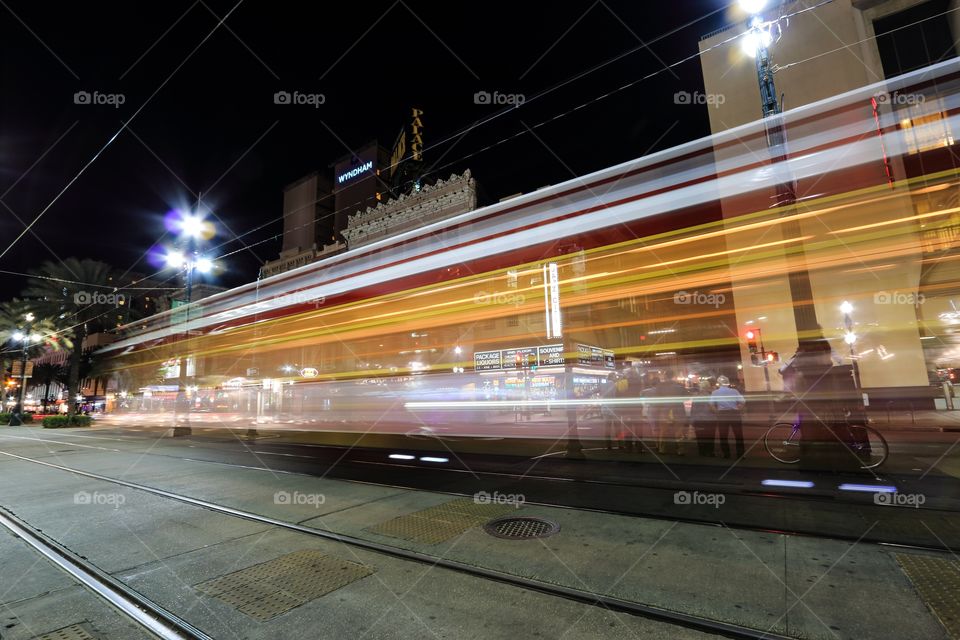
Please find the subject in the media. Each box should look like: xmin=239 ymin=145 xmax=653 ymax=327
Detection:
xmin=710 ymin=375 xmax=745 ymax=459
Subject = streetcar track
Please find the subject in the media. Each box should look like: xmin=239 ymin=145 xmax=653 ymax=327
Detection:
xmin=0 ymin=448 xmax=793 ymax=640
xmin=0 ymin=505 xmax=212 ymax=640
xmin=2 ymin=431 xmax=956 ymax=552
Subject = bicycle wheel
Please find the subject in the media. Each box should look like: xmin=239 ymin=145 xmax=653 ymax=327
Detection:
xmin=765 ymin=422 xmax=801 ymax=464
xmin=846 ymin=425 xmax=889 ymax=469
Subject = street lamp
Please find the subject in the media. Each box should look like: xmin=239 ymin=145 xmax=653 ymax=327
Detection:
xmin=9 ymin=314 xmax=42 ymax=426
xmin=163 ymin=206 xmax=217 ymax=437
xmin=739 ymin=0 xmax=820 ymax=339
xmin=840 ymin=301 xmax=861 ymax=388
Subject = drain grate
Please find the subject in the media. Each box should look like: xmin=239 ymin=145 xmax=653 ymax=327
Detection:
xmin=484 ymin=516 xmax=560 ymax=540
xmin=366 ymin=498 xmax=517 ymax=545
xmin=896 ymin=553 xmax=960 ymax=639
xmin=195 ymin=549 xmax=373 ymax=621
xmin=32 ymin=623 xmax=96 ymax=640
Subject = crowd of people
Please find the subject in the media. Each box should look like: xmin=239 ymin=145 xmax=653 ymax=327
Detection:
xmin=600 ymin=370 xmax=746 ymax=458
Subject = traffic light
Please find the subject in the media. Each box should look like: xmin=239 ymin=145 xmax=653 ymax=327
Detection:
xmin=745 ymin=327 xmax=761 ymax=365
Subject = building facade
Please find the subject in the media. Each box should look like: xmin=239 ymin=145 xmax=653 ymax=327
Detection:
xmin=697 ymin=0 xmax=960 ymax=402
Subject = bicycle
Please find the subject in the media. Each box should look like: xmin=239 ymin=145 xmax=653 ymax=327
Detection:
xmin=763 ymin=416 xmax=889 ymax=469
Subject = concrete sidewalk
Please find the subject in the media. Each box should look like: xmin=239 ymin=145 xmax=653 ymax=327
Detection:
xmin=0 ymin=426 xmax=953 ymax=639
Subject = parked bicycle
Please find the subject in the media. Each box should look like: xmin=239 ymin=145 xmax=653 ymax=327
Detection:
xmin=763 ymin=415 xmax=889 ymax=469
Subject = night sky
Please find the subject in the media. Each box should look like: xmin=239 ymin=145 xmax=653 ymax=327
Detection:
xmin=0 ymin=1 xmax=734 ymax=296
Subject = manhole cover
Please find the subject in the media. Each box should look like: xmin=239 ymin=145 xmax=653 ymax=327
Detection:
xmin=195 ymin=550 xmax=373 ymax=621
xmin=895 ymin=553 xmax=960 ymax=639
xmin=366 ymin=498 xmax=517 ymax=545
xmin=32 ymin=623 xmax=96 ymax=640
xmin=484 ymin=516 xmax=560 ymax=540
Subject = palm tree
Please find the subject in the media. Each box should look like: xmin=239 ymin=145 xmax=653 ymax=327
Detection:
xmin=32 ymin=362 xmax=67 ymax=412
xmin=0 ymin=299 xmax=72 ymax=415
xmin=22 ymin=259 xmax=121 ymax=414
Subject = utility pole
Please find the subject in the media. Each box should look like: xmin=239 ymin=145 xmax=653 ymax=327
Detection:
xmin=747 ymin=13 xmax=820 ymax=336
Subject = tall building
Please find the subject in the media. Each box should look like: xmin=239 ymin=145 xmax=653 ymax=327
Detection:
xmin=261 ymin=172 xmax=340 ymax=278
xmin=262 ymin=109 xmax=479 ymax=277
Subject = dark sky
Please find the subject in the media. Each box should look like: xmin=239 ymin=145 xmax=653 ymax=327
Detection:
xmin=0 ymin=0 xmax=735 ymax=295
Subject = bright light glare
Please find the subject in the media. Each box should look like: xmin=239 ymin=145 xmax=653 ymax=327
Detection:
xmin=180 ymin=215 xmax=205 ymax=238
xmin=389 ymin=454 xmax=416 ymax=460
xmin=29 ymin=333 xmax=41 ymax=342
xmin=12 ymin=332 xmax=24 ymax=341
xmin=838 ymin=483 xmax=896 ymax=493
xmin=840 ymin=301 xmax=854 ymax=314
xmin=740 ymin=27 xmax=772 ymax=57
xmin=196 ymin=257 xmax=214 ymax=273
xmin=24 ymin=312 xmax=34 ymax=322
xmin=738 ymin=0 xmax=767 ymax=14
xmin=761 ymin=479 xmax=815 ymax=488
xmin=165 ymin=251 xmax=185 ymax=268
xmin=420 ymin=456 xmax=449 ymax=463
xmin=844 ymin=332 xmax=857 ymax=345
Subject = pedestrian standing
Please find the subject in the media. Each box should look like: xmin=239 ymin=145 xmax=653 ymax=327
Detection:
xmin=690 ymin=379 xmax=716 ymax=456
xmin=710 ymin=375 xmax=745 ymax=459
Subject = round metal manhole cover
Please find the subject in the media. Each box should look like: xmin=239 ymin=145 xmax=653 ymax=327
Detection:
xmin=484 ymin=516 xmax=560 ymax=540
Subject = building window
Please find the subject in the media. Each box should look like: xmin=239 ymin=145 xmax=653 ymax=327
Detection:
xmin=875 ymin=0 xmax=954 ymax=78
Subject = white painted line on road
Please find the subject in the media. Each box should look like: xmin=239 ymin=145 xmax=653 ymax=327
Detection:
xmin=0 ymin=434 xmax=122 ymax=453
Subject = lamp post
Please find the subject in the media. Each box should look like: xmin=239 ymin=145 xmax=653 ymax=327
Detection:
xmin=164 ymin=207 xmax=216 ymax=436
xmin=739 ymin=0 xmax=820 ymax=337
xmin=840 ymin=301 xmax=861 ymax=389
xmin=10 ymin=313 xmax=40 ymax=426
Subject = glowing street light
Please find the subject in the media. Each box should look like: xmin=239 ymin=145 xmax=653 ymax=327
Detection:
xmin=740 ymin=19 xmax=773 ymax=58
xmin=165 ymin=250 xmax=186 ymax=268
xmin=162 ymin=201 xmax=217 ymax=438
xmin=180 ymin=215 xmax=205 ymax=238
xmin=840 ymin=300 xmax=854 ymax=315
xmin=738 ymin=0 xmax=767 ymax=14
